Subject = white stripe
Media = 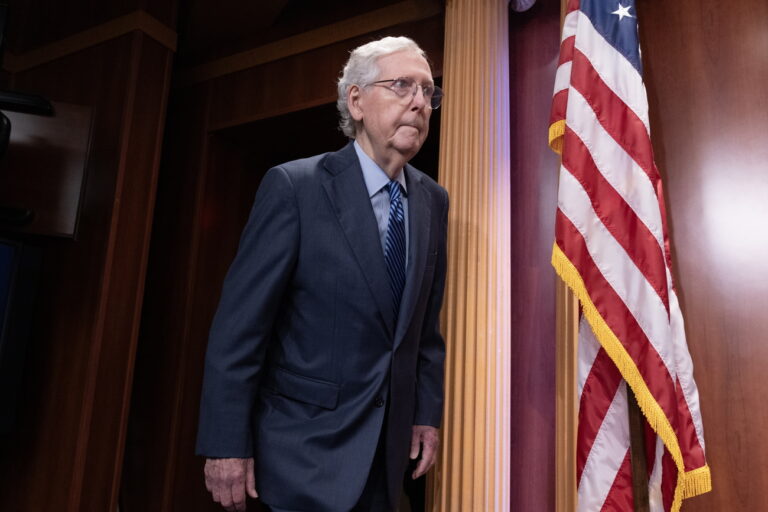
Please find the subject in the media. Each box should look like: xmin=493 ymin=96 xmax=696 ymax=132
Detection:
xmin=573 ymin=11 xmax=650 ymax=133
xmin=566 ymin=86 xmax=665 ymax=254
xmin=670 ymin=288 xmax=707 ymax=449
xmin=578 ymin=382 xmax=630 ymax=511
xmin=578 ymin=316 xmax=601 ymax=400
xmin=648 ymin=436 xmax=665 ymax=512
xmin=562 ymin=9 xmax=579 ymax=40
xmin=558 ymin=168 xmax=675 ymax=379
xmin=553 ymin=61 xmax=573 ymax=95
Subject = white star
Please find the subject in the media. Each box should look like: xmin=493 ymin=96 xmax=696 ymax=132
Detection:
xmin=612 ymin=3 xmax=634 ymax=21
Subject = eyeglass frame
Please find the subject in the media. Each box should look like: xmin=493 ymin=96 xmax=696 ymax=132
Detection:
xmin=367 ymin=77 xmax=444 ymax=110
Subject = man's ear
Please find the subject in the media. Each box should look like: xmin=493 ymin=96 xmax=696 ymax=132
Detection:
xmin=348 ymin=84 xmax=364 ymax=122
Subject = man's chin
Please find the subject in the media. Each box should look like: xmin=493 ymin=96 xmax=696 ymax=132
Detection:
xmin=392 ymin=137 xmax=425 ymax=159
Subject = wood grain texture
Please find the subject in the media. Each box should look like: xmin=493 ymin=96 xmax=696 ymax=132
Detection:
xmin=4 ymin=0 xmax=176 ymax=53
xmin=0 ymin=33 xmax=174 ymax=511
xmin=206 ymin=14 xmax=444 ymax=131
xmin=637 ymin=0 xmax=768 ymax=509
xmin=176 ymin=0 xmax=441 ymax=86
xmin=508 ymin=0 xmax=561 ymax=510
xmin=3 ymin=10 xmax=178 ymax=73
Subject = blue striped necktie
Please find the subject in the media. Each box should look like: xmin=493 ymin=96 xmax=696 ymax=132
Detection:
xmin=384 ymin=180 xmax=406 ymax=317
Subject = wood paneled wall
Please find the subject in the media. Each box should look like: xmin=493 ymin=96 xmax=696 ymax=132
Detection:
xmin=5 ymin=0 xmax=176 ymax=52
xmin=637 ymin=0 xmax=768 ymax=509
xmin=508 ymin=1 xmax=561 ymax=509
xmin=122 ymin=16 xmax=444 ymax=511
xmin=0 ymin=5 xmax=176 ymax=511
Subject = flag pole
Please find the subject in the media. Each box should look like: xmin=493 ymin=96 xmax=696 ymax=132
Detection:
xmin=628 ymin=387 xmax=650 ymax=510
xmin=554 ymin=2 xmax=578 ymax=511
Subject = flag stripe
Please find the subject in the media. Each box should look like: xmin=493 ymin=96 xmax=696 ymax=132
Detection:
xmin=577 ymin=382 xmax=630 ymax=511
xmin=550 ymin=89 xmax=569 ymax=128
xmin=600 ymin=450 xmax=634 ymax=512
xmin=555 ymin=209 xmax=676 ymax=417
xmin=669 ymin=289 xmax=707 ymax=454
xmin=570 ymin=49 xmax=657 ymax=183
xmin=562 ymin=125 xmax=670 ymax=312
xmin=558 ymin=36 xmax=576 ymax=66
xmin=578 ymin=315 xmax=602 ymax=399
xmin=554 ymin=60 xmax=574 ymax=93
xmin=572 ymin=10 xmax=649 ymax=130
xmin=577 ymin=347 xmax=623 ymax=483
xmin=557 ymin=171 xmax=677 ymax=386
xmin=661 ymin=448 xmax=677 ymax=510
xmin=648 ymin=436 xmax=666 ymax=512
xmin=673 ymin=377 xmax=707 ymax=470
xmin=564 ymin=86 xmax=665 ymax=254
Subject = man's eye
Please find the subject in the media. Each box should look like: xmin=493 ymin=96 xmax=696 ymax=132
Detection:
xmin=393 ymin=78 xmax=412 ymax=90
xmin=422 ymin=85 xmax=434 ymax=97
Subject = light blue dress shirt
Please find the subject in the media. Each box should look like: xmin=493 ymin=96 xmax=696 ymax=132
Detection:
xmin=353 ymin=140 xmax=409 ymax=268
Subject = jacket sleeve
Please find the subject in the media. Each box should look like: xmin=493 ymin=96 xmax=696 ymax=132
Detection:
xmin=413 ymin=187 xmax=449 ymax=428
xmin=196 ymin=166 xmax=299 ymax=457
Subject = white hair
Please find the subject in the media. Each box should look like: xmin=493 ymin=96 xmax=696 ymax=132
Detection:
xmin=336 ymin=36 xmax=427 ymax=138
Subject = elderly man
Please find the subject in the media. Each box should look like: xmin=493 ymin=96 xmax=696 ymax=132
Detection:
xmin=196 ymin=36 xmax=448 ymax=512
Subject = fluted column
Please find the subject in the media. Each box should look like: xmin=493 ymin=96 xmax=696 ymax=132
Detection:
xmin=433 ymin=1 xmax=511 ymax=510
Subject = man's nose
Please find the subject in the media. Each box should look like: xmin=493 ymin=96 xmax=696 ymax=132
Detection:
xmin=410 ymin=85 xmax=428 ymax=110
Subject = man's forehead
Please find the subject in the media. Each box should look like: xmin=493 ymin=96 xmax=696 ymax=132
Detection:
xmin=377 ymin=51 xmax=432 ymax=77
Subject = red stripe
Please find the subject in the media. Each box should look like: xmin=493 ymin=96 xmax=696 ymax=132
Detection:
xmin=674 ymin=377 xmax=707 ymax=471
xmin=550 ymin=89 xmax=568 ymax=126
xmin=577 ymin=348 xmax=623 ymax=484
xmin=556 ymin=211 xmax=677 ymax=419
xmin=562 ymin=126 xmax=670 ymax=313
xmin=600 ymin=450 xmax=634 ymax=512
xmin=566 ymin=0 xmax=580 ymax=14
xmin=570 ymin=47 xmax=678 ymax=280
xmin=559 ymin=35 xmax=575 ymax=65
xmin=661 ymin=447 xmax=677 ymax=511
xmin=570 ymin=49 xmax=660 ymax=189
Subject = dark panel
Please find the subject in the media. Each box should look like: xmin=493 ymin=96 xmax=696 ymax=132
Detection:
xmin=637 ymin=0 xmax=768 ymax=509
xmin=121 ymin=84 xmax=215 ymax=512
xmin=5 ymin=0 xmax=176 ymax=53
xmin=0 ymin=32 xmax=174 ymax=511
xmin=207 ymin=14 xmax=444 ymax=130
xmin=79 ymin=34 xmax=174 ymax=512
xmin=177 ymin=0 xmax=402 ymax=65
xmin=508 ymin=0 xmax=561 ymax=510
xmin=0 ymin=103 xmax=93 ymax=237
xmin=169 ymin=132 xmax=268 ymax=512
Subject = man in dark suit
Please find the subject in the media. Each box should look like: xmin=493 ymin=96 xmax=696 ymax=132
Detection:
xmin=196 ymin=36 xmax=448 ymax=512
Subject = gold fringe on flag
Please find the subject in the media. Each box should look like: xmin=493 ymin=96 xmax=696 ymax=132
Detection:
xmin=548 ymin=120 xmax=566 ymax=155
xmin=551 ymin=243 xmax=711 ymax=512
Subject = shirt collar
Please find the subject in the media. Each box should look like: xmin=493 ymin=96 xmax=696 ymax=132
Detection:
xmin=353 ymin=140 xmax=408 ymax=198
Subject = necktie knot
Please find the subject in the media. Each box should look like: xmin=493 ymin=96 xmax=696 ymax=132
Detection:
xmin=387 ymin=180 xmax=404 ymax=222
xmin=387 ymin=180 xmax=402 ymax=200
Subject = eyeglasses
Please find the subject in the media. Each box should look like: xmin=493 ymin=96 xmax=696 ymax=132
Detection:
xmin=369 ymin=77 xmax=443 ymax=110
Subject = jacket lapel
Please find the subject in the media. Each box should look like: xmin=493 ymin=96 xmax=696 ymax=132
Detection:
xmin=394 ymin=165 xmax=431 ymax=350
xmin=321 ymin=143 xmax=397 ymax=337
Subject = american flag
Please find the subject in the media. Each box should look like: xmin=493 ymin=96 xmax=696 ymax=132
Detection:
xmin=549 ymin=1 xmax=711 ymax=510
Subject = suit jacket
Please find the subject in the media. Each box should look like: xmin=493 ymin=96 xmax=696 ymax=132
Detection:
xmin=196 ymin=141 xmax=448 ymax=511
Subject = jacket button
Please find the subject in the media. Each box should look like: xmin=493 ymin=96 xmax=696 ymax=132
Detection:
xmin=374 ymin=397 xmax=385 ymax=408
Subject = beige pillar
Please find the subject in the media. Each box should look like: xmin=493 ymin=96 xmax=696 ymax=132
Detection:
xmin=433 ymin=1 xmax=512 ymax=510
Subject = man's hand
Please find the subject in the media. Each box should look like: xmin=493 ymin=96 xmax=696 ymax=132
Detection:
xmin=409 ymin=425 xmax=440 ymax=479
xmin=203 ymin=457 xmax=258 ymax=512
